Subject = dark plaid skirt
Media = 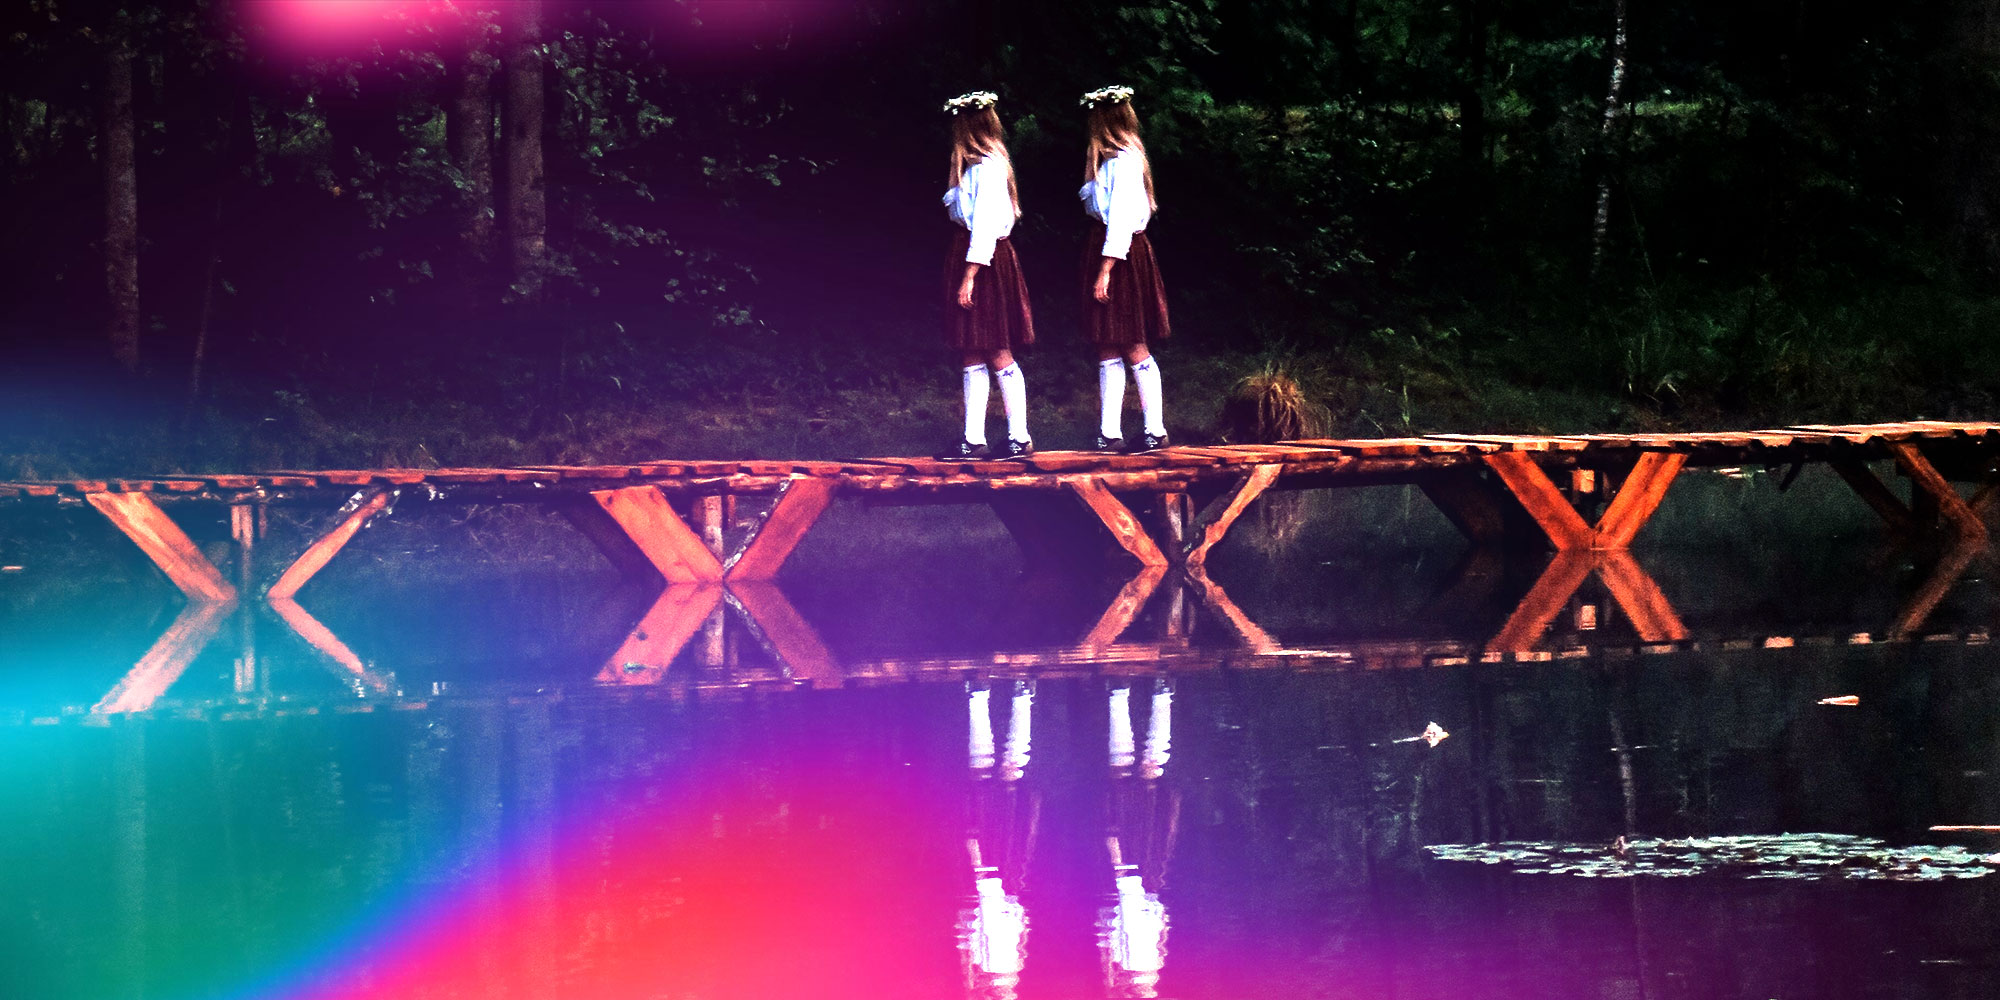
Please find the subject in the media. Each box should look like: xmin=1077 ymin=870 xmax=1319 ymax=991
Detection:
xmin=944 ymin=231 xmax=1035 ymax=351
xmin=1081 ymin=230 xmax=1171 ymax=347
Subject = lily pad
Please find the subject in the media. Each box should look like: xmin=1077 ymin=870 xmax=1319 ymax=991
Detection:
xmin=1425 ymin=833 xmax=2000 ymax=881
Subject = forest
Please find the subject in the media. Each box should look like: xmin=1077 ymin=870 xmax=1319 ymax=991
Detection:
xmin=4 ymin=0 xmax=2000 ymax=474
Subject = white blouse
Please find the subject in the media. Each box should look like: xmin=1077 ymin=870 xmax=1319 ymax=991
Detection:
xmin=942 ymin=156 xmax=1017 ymax=267
xmin=1078 ymin=147 xmax=1152 ymax=260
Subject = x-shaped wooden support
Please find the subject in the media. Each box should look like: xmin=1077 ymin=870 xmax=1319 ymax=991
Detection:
xmin=1481 ymin=451 xmax=1686 ymax=551
xmin=1832 ymin=442 xmax=1991 ymax=545
xmin=572 ymin=478 xmax=839 ymax=585
xmin=1487 ymin=549 xmax=1688 ymax=654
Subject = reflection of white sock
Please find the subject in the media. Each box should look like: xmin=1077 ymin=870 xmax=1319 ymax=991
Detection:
xmin=962 ymin=364 xmax=990 ymax=445
xmin=995 ymin=362 xmax=1029 ymax=443
xmin=1131 ymin=357 xmax=1166 ymax=437
xmin=1098 ymin=358 xmax=1126 ymax=439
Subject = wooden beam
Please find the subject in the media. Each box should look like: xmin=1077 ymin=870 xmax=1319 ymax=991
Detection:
xmin=1594 ymin=551 xmax=1688 ymax=643
xmin=1080 ymin=566 xmax=1169 ymax=649
xmin=1482 ymin=452 xmax=1682 ymax=551
xmin=557 ymin=499 xmax=661 ymax=581
xmin=266 ymin=488 xmax=396 ymax=600
xmin=595 ymin=584 xmax=724 ymax=684
xmin=94 ymin=599 xmax=236 ymax=713
xmin=1593 ymin=452 xmax=1685 ymax=548
xmin=1185 ymin=464 xmax=1281 ymax=570
xmin=87 ymin=492 xmax=237 ymax=602
xmin=1067 ymin=478 xmax=1169 ymax=568
xmin=588 ymin=485 xmax=724 ymax=584
xmin=1890 ymin=441 xmax=1989 ymax=544
xmin=725 ymin=476 xmax=837 ymax=581
xmin=1420 ymin=470 xmax=1511 ymax=545
xmin=268 ymin=597 xmax=394 ymax=695
xmin=727 ymin=582 xmax=841 ymax=687
xmin=1831 ymin=459 xmax=1916 ymax=536
xmin=1481 ymin=452 xmax=1595 ymax=550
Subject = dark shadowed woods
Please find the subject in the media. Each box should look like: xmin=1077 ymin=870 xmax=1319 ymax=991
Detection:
xmin=6 ymin=0 xmax=2000 ymax=474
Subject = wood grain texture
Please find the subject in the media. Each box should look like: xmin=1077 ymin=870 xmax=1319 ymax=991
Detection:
xmin=1067 ymin=477 xmax=1169 ymax=568
xmin=1185 ymin=464 xmax=1281 ymax=569
xmin=590 ymin=486 xmax=725 ymax=584
xmin=725 ymin=476 xmax=837 ymax=581
xmin=87 ymin=491 xmax=237 ymax=601
xmin=1890 ymin=441 xmax=1989 ymax=543
xmin=1481 ymin=452 xmax=1595 ymax=550
xmin=267 ymin=488 xmax=396 ymax=600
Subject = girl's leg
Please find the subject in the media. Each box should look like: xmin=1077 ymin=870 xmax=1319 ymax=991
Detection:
xmin=1123 ymin=345 xmax=1167 ymax=442
xmin=959 ymin=350 xmax=991 ymax=447
xmin=1097 ymin=347 xmax=1127 ymax=445
xmin=988 ymin=348 xmax=1031 ymax=447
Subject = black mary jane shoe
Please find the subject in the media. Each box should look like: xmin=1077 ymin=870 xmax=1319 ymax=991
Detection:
xmin=935 ymin=440 xmax=992 ymax=461
xmin=1127 ymin=432 xmax=1171 ymax=453
xmin=1000 ymin=438 xmax=1035 ymax=461
xmin=1093 ymin=434 xmax=1126 ymax=454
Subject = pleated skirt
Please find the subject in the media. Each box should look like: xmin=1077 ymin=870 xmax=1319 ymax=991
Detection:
xmin=943 ymin=231 xmax=1036 ymax=351
xmin=1081 ymin=230 xmax=1171 ymax=347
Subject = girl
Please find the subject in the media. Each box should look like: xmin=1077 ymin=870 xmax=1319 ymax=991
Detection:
xmin=1079 ymin=85 xmax=1171 ymax=453
xmin=939 ymin=90 xmax=1036 ymax=461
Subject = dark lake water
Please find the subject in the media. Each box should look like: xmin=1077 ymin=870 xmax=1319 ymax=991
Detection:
xmin=5 ymin=468 xmax=2000 ymax=999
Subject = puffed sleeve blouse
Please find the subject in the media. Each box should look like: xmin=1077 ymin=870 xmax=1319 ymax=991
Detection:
xmin=942 ymin=156 xmax=1018 ymax=267
xmin=1078 ymin=147 xmax=1152 ymax=260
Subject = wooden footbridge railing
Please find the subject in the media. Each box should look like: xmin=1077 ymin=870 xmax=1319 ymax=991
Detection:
xmin=6 ymin=420 xmax=2000 ymax=715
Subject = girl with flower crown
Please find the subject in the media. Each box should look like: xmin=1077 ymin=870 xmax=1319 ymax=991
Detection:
xmin=937 ymin=91 xmax=1036 ymax=461
xmin=1079 ymin=85 xmax=1171 ymax=453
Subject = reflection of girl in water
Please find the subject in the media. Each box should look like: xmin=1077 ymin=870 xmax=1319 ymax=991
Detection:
xmin=962 ymin=680 xmax=1039 ymax=998
xmin=1101 ymin=678 xmax=1178 ymax=998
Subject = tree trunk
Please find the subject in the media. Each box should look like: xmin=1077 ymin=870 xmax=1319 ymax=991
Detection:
xmin=1457 ymin=0 xmax=1487 ymax=165
xmin=1942 ymin=0 xmax=2000 ymax=277
xmin=102 ymin=29 xmax=140 ymax=372
xmin=503 ymin=0 xmax=546 ymax=298
xmin=453 ymin=45 xmax=499 ymax=271
xmin=1589 ymin=0 xmax=1629 ymax=278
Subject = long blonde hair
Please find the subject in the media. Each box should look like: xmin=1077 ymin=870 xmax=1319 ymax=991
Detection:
xmin=1084 ymin=100 xmax=1156 ymax=211
xmin=948 ymin=106 xmax=1021 ymax=218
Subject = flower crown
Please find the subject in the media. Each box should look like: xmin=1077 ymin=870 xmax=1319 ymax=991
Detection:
xmin=943 ymin=91 xmax=999 ymax=115
xmin=1079 ymin=85 xmax=1135 ymax=109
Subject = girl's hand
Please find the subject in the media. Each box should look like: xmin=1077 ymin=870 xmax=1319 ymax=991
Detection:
xmin=959 ymin=265 xmax=980 ymax=309
xmin=1094 ymin=258 xmax=1116 ymax=303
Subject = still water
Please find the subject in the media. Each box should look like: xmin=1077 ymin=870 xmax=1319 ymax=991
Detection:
xmin=4 ymin=470 xmax=2000 ymax=999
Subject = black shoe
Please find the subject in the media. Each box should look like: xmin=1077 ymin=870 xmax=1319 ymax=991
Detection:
xmin=1000 ymin=438 xmax=1035 ymax=460
xmin=935 ymin=439 xmax=992 ymax=461
xmin=1093 ymin=434 xmax=1125 ymax=453
xmin=1127 ymin=432 xmax=1171 ymax=453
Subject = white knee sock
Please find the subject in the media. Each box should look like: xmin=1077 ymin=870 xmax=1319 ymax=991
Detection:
xmin=995 ymin=362 xmax=1030 ymax=443
xmin=1098 ymin=357 xmax=1127 ymax=440
xmin=961 ymin=363 xmax=990 ymax=445
xmin=1131 ymin=356 xmax=1166 ymax=437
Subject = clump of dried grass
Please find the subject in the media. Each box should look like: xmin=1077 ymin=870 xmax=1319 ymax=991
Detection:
xmin=1219 ymin=365 xmax=1333 ymax=444
xmin=1217 ymin=365 xmax=1332 ymax=554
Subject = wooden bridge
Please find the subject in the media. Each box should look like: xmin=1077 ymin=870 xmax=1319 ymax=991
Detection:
xmin=6 ymin=420 xmax=2000 ymax=716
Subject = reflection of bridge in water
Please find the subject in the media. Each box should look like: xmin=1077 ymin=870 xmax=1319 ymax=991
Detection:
xmin=6 ymin=420 xmax=2000 ymax=719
